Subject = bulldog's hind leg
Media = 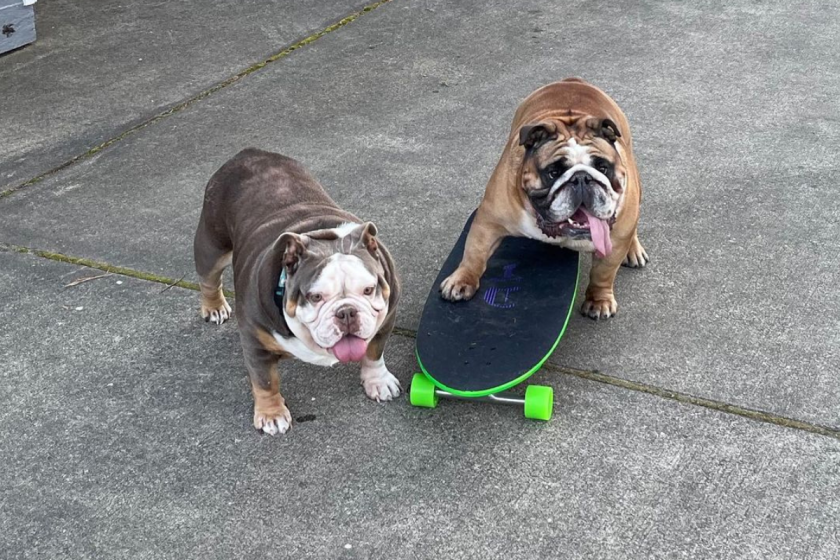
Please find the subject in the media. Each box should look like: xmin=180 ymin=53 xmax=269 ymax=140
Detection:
xmin=244 ymin=345 xmax=292 ymax=435
xmin=359 ymin=323 xmax=401 ymax=402
xmin=622 ymin=233 xmax=649 ymax=269
xmin=194 ymin=218 xmax=232 ymax=325
xmin=440 ymin=212 xmax=507 ymax=301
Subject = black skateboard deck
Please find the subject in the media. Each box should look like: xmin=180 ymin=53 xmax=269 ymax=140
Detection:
xmin=413 ymin=211 xmax=579 ymax=409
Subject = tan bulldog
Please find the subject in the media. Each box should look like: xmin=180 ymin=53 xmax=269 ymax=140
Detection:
xmin=440 ymin=78 xmax=648 ymax=319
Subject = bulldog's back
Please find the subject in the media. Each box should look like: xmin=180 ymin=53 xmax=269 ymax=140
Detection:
xmin=201 ymin=148 xmax=359 ymax=255
xmin=511 ymin=78 xmax=634 ymax=150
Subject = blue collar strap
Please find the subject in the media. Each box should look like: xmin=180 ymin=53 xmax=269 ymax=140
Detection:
xmin=274 ymin=268 xmax=287 ymax=309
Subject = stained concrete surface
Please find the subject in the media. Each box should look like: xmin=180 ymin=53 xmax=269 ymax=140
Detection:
xmin=2 ymin=1 xmax=839 ymax=558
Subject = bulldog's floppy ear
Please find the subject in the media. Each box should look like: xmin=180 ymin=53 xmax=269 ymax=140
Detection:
xmin=519 ymin=121 xmax=558 ymax=150
xmin=274 ymin=232 xmax=309 ymax=273
xmin=594 ymin=118 xmax=622 ymax=143
xmin=359 ymin=222 xmax=391 ymax=303
xmin=358 ymin=222 xmax=380 ymax=257
xmin=377 ymin=271 xmax=391 ymax=303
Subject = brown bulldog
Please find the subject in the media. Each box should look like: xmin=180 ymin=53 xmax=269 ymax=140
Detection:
xmin=440 ymin=78 xmax=648 ymax=319
xmin=194 ymin=148 xmax=401 ymax=435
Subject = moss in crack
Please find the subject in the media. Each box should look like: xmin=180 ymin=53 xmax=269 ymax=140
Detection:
xmin=543 ymin=363 xmax=840 ymax=440
xmin=389 ymin=324 xmax=840 ymax=440
xmin=392 ymin=326 xmax=417 ymax=338
xmin=5 ymin=244 xmax=234 ymax=298
xmin=0 ymin=0 xmax=393 ymax=199
xmin=5 ymin=241 xmax=838 ymax=440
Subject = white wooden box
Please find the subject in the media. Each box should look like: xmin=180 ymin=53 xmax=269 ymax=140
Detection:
xmin=0 ymin=0 xmax=37 ymax=55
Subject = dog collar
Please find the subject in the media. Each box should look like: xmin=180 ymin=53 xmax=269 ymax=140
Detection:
xmin=273 ymin=268 xmax=287 ymax=310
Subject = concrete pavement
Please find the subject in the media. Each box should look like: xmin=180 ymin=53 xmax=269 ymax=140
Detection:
xmin=1 ymin=0 xmax=838 ymax=558
xmin=0 ymin=0 xmax=369 ymax=187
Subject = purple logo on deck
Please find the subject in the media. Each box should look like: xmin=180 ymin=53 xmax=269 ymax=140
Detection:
xmin=484 ymin=286 xmax=520 ymax=309
xmin=483 ymin=263 xmax=522 ymax=309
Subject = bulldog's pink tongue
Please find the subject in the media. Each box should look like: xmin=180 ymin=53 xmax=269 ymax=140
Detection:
xmin=331 ymin=335 xmax=368 ymax=363
xmin=581 ymin=208 xmax=612 ymax=258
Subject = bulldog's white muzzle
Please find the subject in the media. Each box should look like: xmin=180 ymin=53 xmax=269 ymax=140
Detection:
xmin=292 ymin=254 xmax=387 ymax=363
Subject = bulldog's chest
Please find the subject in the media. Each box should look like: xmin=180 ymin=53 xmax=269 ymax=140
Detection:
xmin=271 ymin=332 xmax=339 ymax=367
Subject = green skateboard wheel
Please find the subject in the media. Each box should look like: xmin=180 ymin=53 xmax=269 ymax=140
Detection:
xmin=524 ymin=385 xmax=553 ymax=420
xmin=410 ymin=373 xmax=439 ymax=408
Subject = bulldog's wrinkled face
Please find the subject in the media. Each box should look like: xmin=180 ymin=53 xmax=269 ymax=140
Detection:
xmin=519 ymin=117 xmax=626 ymax=257
xmin=277 ymin=223 xmax=390 ymax=363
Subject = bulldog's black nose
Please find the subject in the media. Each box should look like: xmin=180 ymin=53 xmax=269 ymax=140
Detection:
xmin=335 ymin=305 xmax=358 ymax=325
xmin=569 ymin=170 xmax=592 ymax=188
xmin=564 ymin=171 xmax=593 ymax=210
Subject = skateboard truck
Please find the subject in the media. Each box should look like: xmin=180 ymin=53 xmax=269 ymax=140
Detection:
xmin=409 ymin=373 xmax=554 ymax=421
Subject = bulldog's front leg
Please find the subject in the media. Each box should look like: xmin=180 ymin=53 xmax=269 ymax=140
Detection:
xmin=243 ymin=346 xmax=292 ymax=435
xmin=582 ymin=228 xmax=637 ymax=320
xmin=359 ymin=330 xmax=400 ymax=402
xmin=440 ymin=213 xmax=506 ymax=301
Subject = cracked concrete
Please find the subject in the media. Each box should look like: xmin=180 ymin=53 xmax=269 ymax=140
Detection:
xmin=0 ymin=0 xmax=373 ymax=187
xmin=2 ymin=0 xmax=839 ymax=558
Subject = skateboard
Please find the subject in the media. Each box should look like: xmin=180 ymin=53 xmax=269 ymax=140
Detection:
xmin=410 ymin=211 xmax=580 ymax=420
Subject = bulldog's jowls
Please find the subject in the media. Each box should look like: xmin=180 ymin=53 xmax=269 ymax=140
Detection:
xmin=440 ymin=78 xmax=648 ymax=319
xmin=194 ymin=148 xmax=401 ymax=435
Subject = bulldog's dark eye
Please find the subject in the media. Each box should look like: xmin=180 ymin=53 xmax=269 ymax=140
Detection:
xmin=364 ymin=286 xmax=375 ymax=296
xmin=308 ymin=293 xmax=323 ymax=303
xmin=542 ymin=161 xmax=568 ymax=183
xmin=593 ymin=158 xmax=611 ymax=175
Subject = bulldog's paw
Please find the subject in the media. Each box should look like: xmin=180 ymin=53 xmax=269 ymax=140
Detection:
xmin=200 ymin=292 xmax=232 ymax=325
xmin=363 ymin=372 xmax=401 ymax=402
xmin=440 ymin=269 xmax=480 ymax=301
xmin=360 ymin=358 xmax=402 ymax=402
xmin=581 ymin=295 xmax=617 ymax=320
xmin=253 ymin=402 xmax=292 ymax=436
xmin=622 ymin=237 xmax=649 ymax=269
